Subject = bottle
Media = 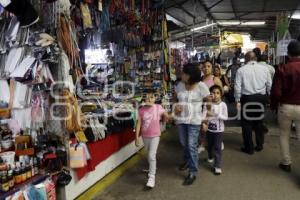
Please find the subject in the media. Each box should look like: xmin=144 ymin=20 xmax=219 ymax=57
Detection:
xmin=20 ymin=163 xmax=27 ymax=182
xmin=1 ymin=173 xmax=9 ymax=192
xmin=30 ymin=159 xmax=35 ymax=176
xmin=7 ymin=165 xmax=14 ymax=189
xmin=33 ymin=158 xmax=39 ymax=175
xmin=26 ymin=164 xmax=32 ymax=179
xmin=13 ymin=163 xmax=22 ymax=184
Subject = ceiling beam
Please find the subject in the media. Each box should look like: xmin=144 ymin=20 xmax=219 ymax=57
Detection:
xmin=166 ymin=12 xmax=188 ymax=27
xmin=210 ymin=8 xmax=300 ymax=13
xmin=169 ymin=20 xmax=207 ymax=35
xmin=171 ymin=30 xmax=219 ymax=42
xmin=230 ymin=0 xmax=238 ymax=19
xmin=208 ymin=0 xmax=225 ymax=10
xmin=197 ymin=0 xmax=217 ymax=21
xmin=262 ymin=0 xmax=267 ymax=12
xmin=174 ymin=5 xmax=196 ymax=19
xmin=165 ymin=0 xmax=187 ymax=9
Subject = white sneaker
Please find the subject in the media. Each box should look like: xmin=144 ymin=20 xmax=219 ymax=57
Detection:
xmin=207 ymin=159 xmax=214 ymax=164
xmin=215 ymin=168 xmax=222 ymax=175
xmin=146 ymin=176 xmax=155 ymax=188
xmin=221 ymin=142 xmax=224 ymax=151
xmin=198 ymin=146 xmax=206 ymax=154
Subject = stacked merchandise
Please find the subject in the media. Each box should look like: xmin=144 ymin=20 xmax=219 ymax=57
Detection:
xmin=69 ymin=0 xmax=171 ymax=179
xmin=0 ymin=0 xmax=79 ymax=199
xmin=0 ymin=0 xmax=170 ymax=198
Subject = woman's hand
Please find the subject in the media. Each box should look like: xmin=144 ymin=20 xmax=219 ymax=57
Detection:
xmin=174 ymin=105 xmax=183 ymax=115
xmin=201 ymin=123 xmax=208 ymax=133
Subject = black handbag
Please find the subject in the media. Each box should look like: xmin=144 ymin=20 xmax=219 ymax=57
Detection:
xmin=57 ymin=169 xmax=72 ymax=186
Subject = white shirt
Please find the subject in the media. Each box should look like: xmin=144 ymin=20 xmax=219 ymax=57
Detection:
xmin=234 ymin=61 xmax=272 ymax=102
xmin=207 ymin=102 xmax=228 ymax=133
xmin=259 ymin=61 xmax=275 ymax=79
xmin=175 ymin=81 xmax=210 ymax=125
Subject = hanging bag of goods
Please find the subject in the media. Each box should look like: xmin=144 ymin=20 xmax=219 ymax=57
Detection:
xmin=57 ymin=14 xmax=80 ymax=76
xmin=69 ymin=143 xmax=88 ymax=168
xmin=60 ymin=89 xmax=84 ymax=133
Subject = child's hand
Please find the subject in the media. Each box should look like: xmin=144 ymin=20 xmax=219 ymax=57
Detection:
xmin=174 ymin=105 xmax=183 ymax=115
xmin=206 ymin=111 xmax=215 ymax=117
xmin=201 ymin=123 xmax=208 ymax=133
xmin=135 ymin=138 xmax=141 ymax=147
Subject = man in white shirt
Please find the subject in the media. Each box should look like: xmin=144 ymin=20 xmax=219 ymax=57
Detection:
xmin=235 ymin=52 xmax=272 ymax=154
xmin=259 ymin=54 xmax=275 ymax=79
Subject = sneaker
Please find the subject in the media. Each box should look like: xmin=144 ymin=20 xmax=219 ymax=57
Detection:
xmin=207 ymin=158 xmax=214 ymax=164
xmin=183 ymin=174 xmax=196 ymax=186
xmin=221 ymin=142 xmax=224 ymax=151
xmin=198 ymin=146 xmax=206 ymax=154
xmin=214 ymin=168 xmax=222 ymax=175
xmin=279 ymin=163 xmax=291 ymax=172
xmin=146 ymin=176 xmax=155 ymax=188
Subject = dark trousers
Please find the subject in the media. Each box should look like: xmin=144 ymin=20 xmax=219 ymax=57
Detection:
xmin=241 ymin=94 xmax=267 ymax=153
xmin=206 ymin=131 xmax=223 ymax=168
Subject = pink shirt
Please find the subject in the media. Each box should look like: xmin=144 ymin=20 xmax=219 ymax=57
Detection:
xmin=138 ymin=104 xmax=165 ymax=138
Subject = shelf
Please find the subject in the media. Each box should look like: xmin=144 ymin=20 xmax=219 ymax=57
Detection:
xmin=0 ymin=174 xmax=48 ymax=199
xmin=0 ymin=147 xmax=15 ymax=154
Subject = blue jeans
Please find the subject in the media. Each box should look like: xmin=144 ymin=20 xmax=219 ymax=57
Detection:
xmin=177 ymin=124 xmax=200 ymax=176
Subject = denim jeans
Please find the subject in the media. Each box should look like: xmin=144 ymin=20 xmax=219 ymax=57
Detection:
xmin=177 ymin=124 xmax=200 ymax=176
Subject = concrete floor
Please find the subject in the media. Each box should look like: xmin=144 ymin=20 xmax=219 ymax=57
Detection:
xmin=95 ymin=110 xmax=300 ymax=200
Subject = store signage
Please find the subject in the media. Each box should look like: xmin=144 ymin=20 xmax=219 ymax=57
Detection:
xmin=276 ymin=39 xmax=291 ymax=56
xmin=186 ymin=35 xmax=220 ymax=47
xmin=221 ymin=32 xmax=243 ymax=46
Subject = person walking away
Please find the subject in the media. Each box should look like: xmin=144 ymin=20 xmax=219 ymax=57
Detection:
xmin=135 ymin=89 xmax=170 ymax=189
xmin=259 ymin=54 xmax=275 ymax=80
xmin=202 ymin=85 xmax=228 ymax=175
xmin=173 ymin=63 xmax=210 ymax=185
xmin=226 ymin=57 xmax=241 ymax=103
xmin=270 ymin=40 xmax=300 ymax=172
xmin=235 ymin=52 xmax=272 ymax=154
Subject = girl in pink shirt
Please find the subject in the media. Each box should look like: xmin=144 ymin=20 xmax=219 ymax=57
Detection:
xmin=135 ymin=89 xmax=169 ymax=189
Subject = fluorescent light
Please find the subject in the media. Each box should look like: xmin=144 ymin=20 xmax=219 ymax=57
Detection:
xmin=291 ymin=11 xmax=300 ymax=19
xmin=218 ymin=20 xmax=265 ymax=26
xmin=218 ymin=21 xmax=240 ymax=25
xmin=191 ymin=23 xmax=216 ymax=31
xmin=241 ymin=21 xmax=265 ymax=25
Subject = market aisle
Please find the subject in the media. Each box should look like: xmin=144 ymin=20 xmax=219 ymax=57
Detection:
xmin=93 ymin=120 xmax=300 ymax=200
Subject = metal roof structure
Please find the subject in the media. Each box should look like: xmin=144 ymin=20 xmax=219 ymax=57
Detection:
xmin=165 ymin=0 xmax=300 ymax=42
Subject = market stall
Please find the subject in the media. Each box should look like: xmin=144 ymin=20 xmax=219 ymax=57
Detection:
xmin=0 ymin=0 xmax=170 ymax=199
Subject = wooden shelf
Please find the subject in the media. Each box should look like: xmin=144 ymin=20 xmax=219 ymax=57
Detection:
xmin=0 ymin=147 xmax=15 ymax=154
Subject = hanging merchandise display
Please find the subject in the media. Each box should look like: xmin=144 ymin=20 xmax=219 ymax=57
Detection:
xmin=0 ymin=0 xmax=169 ymax=199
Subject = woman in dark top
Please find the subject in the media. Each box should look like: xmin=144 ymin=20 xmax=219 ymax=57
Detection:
xmin=214 ymin=64 xmax=230 ymax=93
